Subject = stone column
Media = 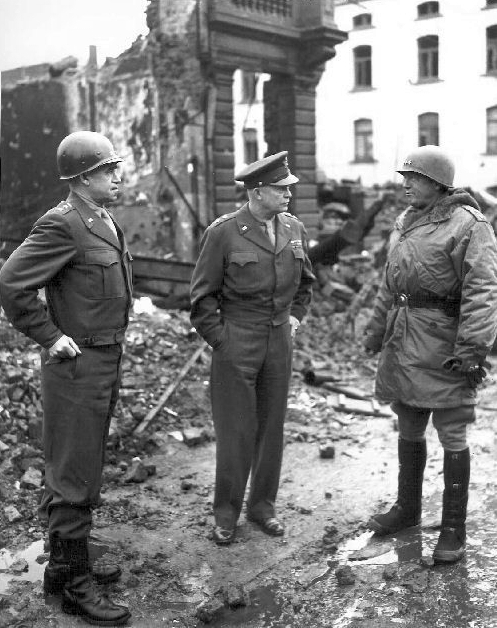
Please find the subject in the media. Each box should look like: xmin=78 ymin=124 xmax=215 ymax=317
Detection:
xmin=264 ymin=70 xmax=323 ymax=235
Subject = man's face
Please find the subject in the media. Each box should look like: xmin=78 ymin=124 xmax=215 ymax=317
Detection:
xmin=84 ymin=163 xmax=121 ymax=204
xmin=402 ymin=172 xmax=441 ymax=209
xmin=257 ymin=185 xmax=292 ymax=217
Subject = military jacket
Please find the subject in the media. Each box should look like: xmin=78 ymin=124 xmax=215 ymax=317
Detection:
xmin=0 ymin=192 xmax=133 ymax=348
xmin=366 ymin=189 xmax=497 ymax=408
xmin=190 ymin=204 xmax=314 ymax=348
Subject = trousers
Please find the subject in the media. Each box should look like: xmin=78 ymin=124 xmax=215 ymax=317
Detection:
xmin=392 ymin=400 xmax=474 ymax=451
xmin=39 ymin=344 xmax=122 ymax=539
xmin=210 ymin=319 xmax=292 ymax=528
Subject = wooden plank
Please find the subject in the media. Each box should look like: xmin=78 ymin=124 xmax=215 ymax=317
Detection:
xmin=132 ymin=255 xmax=195 ymax=284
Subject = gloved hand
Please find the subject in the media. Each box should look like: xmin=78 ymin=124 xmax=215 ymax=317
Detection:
xmin=364 ymin=330 xmax=383 ymax=355
xmin=443 ymin=357 xmax=491 ymax=389
xmin=289 ymin=315 xmax=300 ymax=339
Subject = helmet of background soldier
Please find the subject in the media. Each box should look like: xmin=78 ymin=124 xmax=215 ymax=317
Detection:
xmin=321 ymin=202 xmax=351 ymax=220
xmin=57 ymin=131 xmax=122 ymax=180
xmin=396 ymin=145 xmax=455 ymax=188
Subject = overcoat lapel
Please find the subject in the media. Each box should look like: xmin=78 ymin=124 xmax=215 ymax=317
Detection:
xmin=275 ymin=213 xmax=292 ymax=255
xmin=68 ymin=193 xmax=121 ymax=249
xmin=236 ymin=205 xmax=275 ymax=253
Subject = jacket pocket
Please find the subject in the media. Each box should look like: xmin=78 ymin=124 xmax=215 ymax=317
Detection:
xmin=85 ymin=249 xmax=126 ymax=299
xmin=229 ymin=251 xmax=259 ymax=266
xmin=413 ymin=261 xmax=447 ymax=296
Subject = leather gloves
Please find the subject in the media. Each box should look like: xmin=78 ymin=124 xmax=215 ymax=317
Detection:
xmin=443 ymin=357 xmax=491 ymax=389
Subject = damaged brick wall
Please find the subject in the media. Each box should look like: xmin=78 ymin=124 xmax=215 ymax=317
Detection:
xmin=146 ymin=0 xmax=208 ymax=261
xmin=1 ymin=77 xmax=79 ymax=243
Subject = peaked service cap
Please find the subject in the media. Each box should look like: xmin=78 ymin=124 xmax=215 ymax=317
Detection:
xmin=235 ymin=151 xmax=299 ymax=189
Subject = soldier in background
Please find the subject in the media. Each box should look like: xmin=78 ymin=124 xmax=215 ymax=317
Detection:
xmin=190 ymin=151 xmax=314 ymax=545
xmin=364 ymin=145 xmax=497 ymax=564
xmin=0 ymin=131 xmax=132 ymax=625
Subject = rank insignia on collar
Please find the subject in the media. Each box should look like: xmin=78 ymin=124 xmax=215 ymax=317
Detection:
xmin=88 ymin=217 xmax=94 ymax=223
xmin=241 ymin=225 xmax=248 ymax=231
xmin=291 ymin=239 xmax=302 ymax=248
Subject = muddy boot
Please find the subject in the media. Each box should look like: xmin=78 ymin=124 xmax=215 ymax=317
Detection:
xmin=369 ymin=439 xmax=427 ymax=535
xmin=433 ymin=448 xmax=469 ymax=564
xmin=44 ymin=535 xmax=121 ymax=595
xmin=60 ymin=538 xmax=131 ymax=626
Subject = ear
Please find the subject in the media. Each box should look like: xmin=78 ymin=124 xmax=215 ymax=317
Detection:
xmin=80 ymin=173 xmax=90 ymax=186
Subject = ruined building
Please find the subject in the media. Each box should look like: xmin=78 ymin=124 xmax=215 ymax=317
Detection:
xmin=1 ymin=0 xmax=346 ymax=270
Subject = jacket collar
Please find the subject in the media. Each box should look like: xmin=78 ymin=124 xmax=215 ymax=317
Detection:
xmin=235 ymin=204 xmax=293 ymax=254
xmin=68 ymin=191 xmax=122 ymax=250
xmin=397 ymin=189 xmax=481 ymax=233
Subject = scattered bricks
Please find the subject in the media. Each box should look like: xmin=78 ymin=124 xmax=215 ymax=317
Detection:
xmin=420 ymin=555 xmax=435 ymax=568
xmin=9 ymin=387 xmax=25 ymax=402
xmin=195 ymin=597 xmax=225 ymax=623
xmin=145 ymin=463 xmax=156 ymax=477
xmin=181 ymin=479 xmax=196 ymax=491
xmin=0 ymin=441 xmax=9 ymax=454
xmin=4 ymin=506 xmax=22 ymax=523
xmin=222 ymin=583 xmax=249 ymax=608
xmin=182 ymin=427 xmax=208 ymax=447
xmin=319 ymin=442 xmax=336 ymax=459
xmin=297 ymin=506 xmax=313 ymax=515
xmin=4 ymin=368 xmax=23 ymax=384
xmin=20 ymin=467 xmax=42 ymax=490
xmin=124 ymin=458 xmax=148 ymax=483
xmin=335 ymin=565 xmax=356 ymax=586
xmin=382 ymin=564 xmax=397 ymax=581
xmin=8 ymin=558 xmax=29 ymax=574
xmin=129 ymin=560 xmax=146 ymax=575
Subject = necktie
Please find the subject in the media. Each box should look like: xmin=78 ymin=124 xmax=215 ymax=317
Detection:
xmin=100 ymin=209 xmax=118 ymax=239
xmin=263 ymin=219 xmax=276 ymax=247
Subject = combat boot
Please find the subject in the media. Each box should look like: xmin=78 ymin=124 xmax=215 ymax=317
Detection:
xmin=433 ymin=448 xmax=469 ymax=564
xmin=52 ymin=538 xmax=130 ymax=626
xmin=44 ymin=535 xmax=121 ymax=595
xmin=369 ymin=438 xmax=427 ymax=535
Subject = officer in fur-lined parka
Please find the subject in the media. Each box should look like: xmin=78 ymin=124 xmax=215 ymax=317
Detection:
xmin=364 ymin=145 xmax=497 ymax=565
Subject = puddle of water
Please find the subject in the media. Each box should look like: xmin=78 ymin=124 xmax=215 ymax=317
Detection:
xmin=208 ymin=584 xmax=285 ymax=628
xmin=0 ymin=539 xmax=45 ymax=594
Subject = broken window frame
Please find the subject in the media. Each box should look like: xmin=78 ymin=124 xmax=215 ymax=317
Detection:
xmin=354 ymin=118 xmax=374 ymax=163
xmin=353 ymin=45 xmax=372 ymax=88
xmin=418 ymin=112 xmax=439 ymax=146
xmin=487 ymin=106 xmax=497 ymax=154
xmin=487 ymin=25 xmax=497 ymax=74
xmin=418 ymin=35 xmax=439 ymax=81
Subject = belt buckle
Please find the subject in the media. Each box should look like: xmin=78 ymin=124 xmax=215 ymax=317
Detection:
xmin=398 ymin=293 xmax=408 ymax=307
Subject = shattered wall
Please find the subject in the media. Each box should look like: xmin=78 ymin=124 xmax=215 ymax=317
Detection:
xmin=0 ymin=71 xmax=89 ymax=244
xmin=146 ymin=0 xmax=208 ymax=260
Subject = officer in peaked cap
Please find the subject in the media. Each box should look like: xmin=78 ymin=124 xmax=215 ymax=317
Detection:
xmin=190 ymin=151 xmax=314 ymax=545
xmin=0 ymin=131 xmax=132 ymax=625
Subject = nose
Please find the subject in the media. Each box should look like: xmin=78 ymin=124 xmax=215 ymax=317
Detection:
xmin=285 ymin=188 xmax=292 ymax=199
xmin=112 ymin=171 xmax=121 ymax=183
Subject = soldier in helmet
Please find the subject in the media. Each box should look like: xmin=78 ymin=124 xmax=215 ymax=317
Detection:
xmin=190 ymin=151 xmax=314 ymax=545
xmin=0 ymin=131 xmax=132 ymax=624
xmin=364 ymin=145 xmax=497 ymax=563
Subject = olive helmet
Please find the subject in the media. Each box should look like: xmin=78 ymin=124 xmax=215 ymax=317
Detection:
xmin=57 ymin=131 xmax=122 ymax=180
xmin=397 ymin=145 xmax=455 ymax=188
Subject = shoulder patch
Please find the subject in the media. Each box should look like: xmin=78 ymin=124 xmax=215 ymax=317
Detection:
xmin=460 ymin=205 xmax=487 ymax=222
xmin=56 ymin=201 xmax=73 ymax=215
xmin=210 ymin=212 xmax=236 ymax=228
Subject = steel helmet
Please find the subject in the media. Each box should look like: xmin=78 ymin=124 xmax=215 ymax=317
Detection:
xmin=57 ymin=131 xmax=122 ymax=180
xmin=397 ymin=145 xmax=455 ymax=188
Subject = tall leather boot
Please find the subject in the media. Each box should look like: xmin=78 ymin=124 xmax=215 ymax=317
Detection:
xmin=44 ymin=535 xmax=122 ymax=595
xmin=57 ymin=538 xmax=131 ymax=626
xmin=369 ymin=438 xmax=427 ymax=535
xmin=433 ymin=448 xmax=470 ymax=564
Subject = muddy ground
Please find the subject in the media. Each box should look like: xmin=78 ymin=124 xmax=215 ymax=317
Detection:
xmin=1 ymin=299 xmax=497 ymax=628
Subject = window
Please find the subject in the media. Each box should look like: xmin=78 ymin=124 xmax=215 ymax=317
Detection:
xmin=353 ymin=45 xmax=372 ymax=88
xmin=487 ymin=26 xmax=497 ymax=73
xmin=418 ymin=35 xmax=439 ymax=80
xmin=418 ymin=112 xmax=439 ymax=146
xmin=243 ymin=128 xmax=258 ymax=164
xmin=240 ymin=71 xmax=258 ymax=103
xmin=354 ymin=119 xmax=374 ymax=162
xmin=487 ymin=106 xmax=497 ymax=154
xmin=417 ymin=2 xmax=439 ymax=18
xmin=352 ymin=13 xmax=372 ymax=28
xmin=487 ymin=0 xmax=497 ymax=7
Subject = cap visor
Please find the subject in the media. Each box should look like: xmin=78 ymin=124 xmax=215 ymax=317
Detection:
xmin=270 ymin=173 xmax=299 ymax=186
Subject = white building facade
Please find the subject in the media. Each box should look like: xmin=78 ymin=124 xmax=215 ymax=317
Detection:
xmin=316 ymin=0 xmax=497 ymax=191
